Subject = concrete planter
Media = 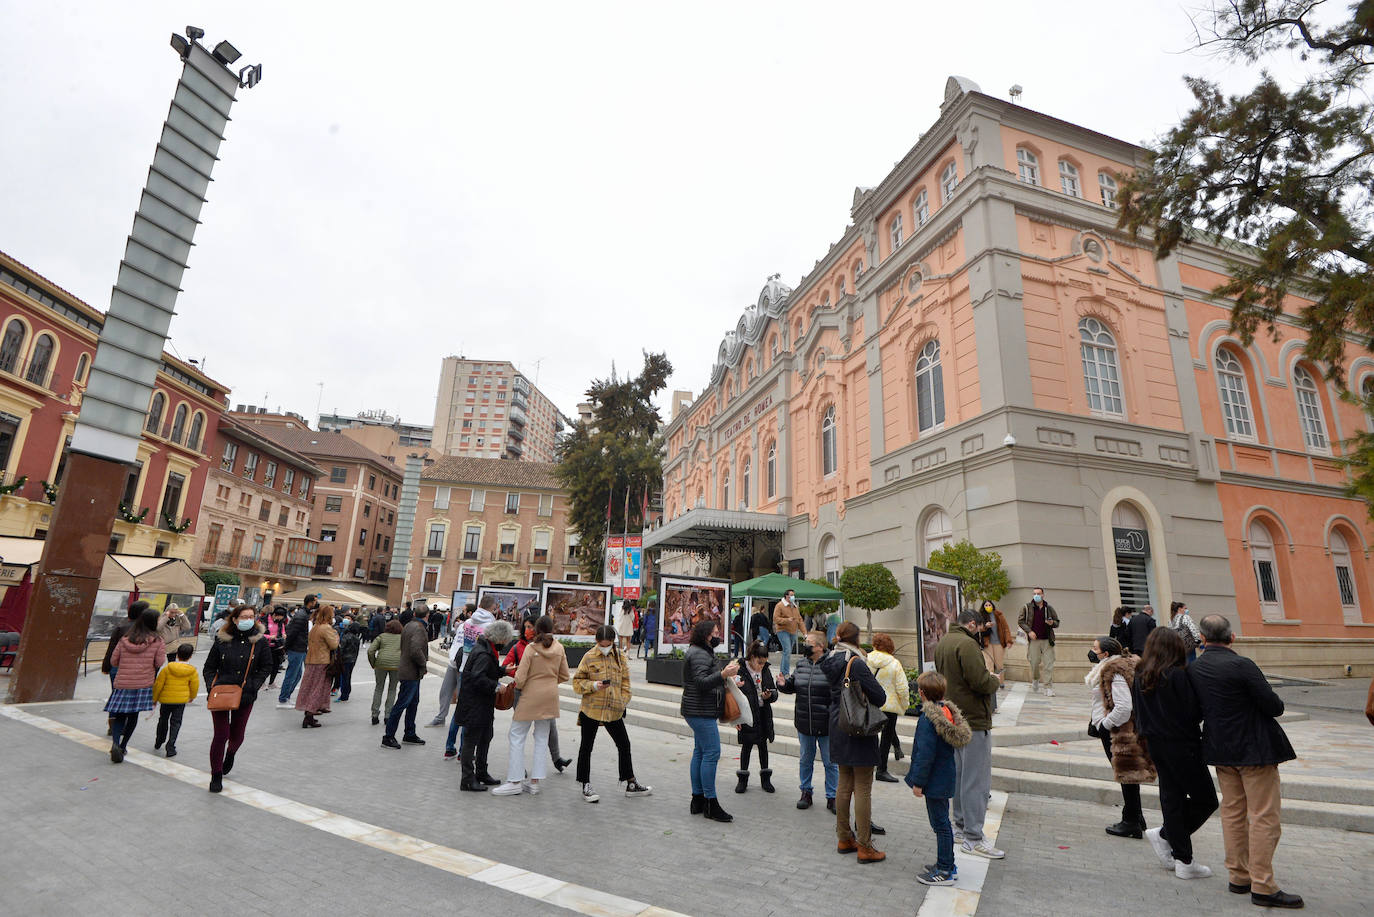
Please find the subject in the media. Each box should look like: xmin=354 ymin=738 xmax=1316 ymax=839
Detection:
xmin=562 ymin=644 xmax=591 ymax=668
xmin=645 ymin=655 xmax=686 ymax=687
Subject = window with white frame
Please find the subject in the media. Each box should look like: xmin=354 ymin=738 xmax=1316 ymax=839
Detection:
xmin=923 ymin=508 xmax=953 ymax=562
xmin=1016 ymin=148 xmax=1039 ymax=184
xmin=766 ymin=444 xmax=776 ymax=498
xmin=1215 ymin=349 xmax=1256 ymax=440
xmin=1078 ymin=317 xmax=1124 ymax=417
xmin=463 ymin=526 xmax=481 ymax=559
xmin=913 ymin=189 xmax=929 ymax=226
xmin=469 ymin=488 xmax=485 ymax=511
xmin=821 ymin=535 xmax=840 ymax=587
xmin=821 ymin=406 xmax=837 ymax=476
xmin=915 ymin=339 xmax=946 ymax=432
xmin=769 ymin=336 xmax=778 ymax=361
xmin=721 ymin=471 xmax=731 ymax=510
xmin=243 ymin=452 xmax=258 ymax=480
xmin=533 ymin=529 xmax=551 ymax=564
xmin=426 ymin=523 xmax=446 ymax=557
xmin=1293 ymin=366 xmax=1329 ymax=452
xmin=854 ymin=262 xmax=863 ymax=286
xmin=741 ymin=458 xmax=750 ymax=509
xmin=1331 ymin=529 xmax=1360 ymax=622
xmin=889 ymin=214 xmax=903 ymax=250
xmin=1249 ymin=520 xmax=1284 ymax=621
xmin=221 ymin=441 xmax=238 ymax=472
xmin=434 ymin=486 xmax=451 ymax=510
xmin=1099 ymin=172 xmax=1118 ymax=208
xmin=940 ymin=162 xmax=958 ymax=202
xmin=538 ymin=493 xmax=553 ymax=516
xmin=1059 ymin=160 xmax=1082 ymax=198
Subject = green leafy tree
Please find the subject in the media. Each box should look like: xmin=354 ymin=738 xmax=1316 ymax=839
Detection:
xmin=926 ymin=540 xmax=1010 ymax=609
xmin=1118 ymin=1 xmax=1374 ymax=509
xmin=797 ymin=577 xmax=839 ymax=626
xmin=838 ymin=563 xmax=902 ymax=644
xmin=199 ymin=569 xmax=240 ymax=590
xmin=555 ymin=353 xmax=672 ymax=581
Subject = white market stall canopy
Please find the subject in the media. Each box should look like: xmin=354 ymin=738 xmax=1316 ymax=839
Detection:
xmin=0 ymin=536 xmax=204 ymax=594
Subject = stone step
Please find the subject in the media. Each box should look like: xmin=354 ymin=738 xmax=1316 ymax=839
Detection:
xmin=990 ymin=767 xmax=1374 ymax=834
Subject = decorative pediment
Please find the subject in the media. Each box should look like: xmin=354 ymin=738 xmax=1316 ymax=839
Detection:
xmin=709 ymin=274 xmax=794 ymax=384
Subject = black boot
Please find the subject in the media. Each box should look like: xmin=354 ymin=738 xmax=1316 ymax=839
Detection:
xmin=460 ymin=760 xmax=485 ymax=792
xmin=797 ymin=790 xmax=813 ymax=809
xmin=1105 ymin=820 xmax=1143 ymax=839
xmin=208 ymin=773 xmax=223 ymax=793
xmin=704 ymin=797 xmax=733 ymax=823
xmin=165 ymin=744 xmax=177 ymax=759
xmin=759 ymin=769 xmax=775 ymax=793
xmin=875 ymin=769 xmax=900 ymax=783
xmin=735 ymin=770 xmax=749 ymax=794
xmin=690 ymin=793 xmax=706 ymax=815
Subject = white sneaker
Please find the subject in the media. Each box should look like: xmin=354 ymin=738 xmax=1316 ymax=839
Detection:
xmin=1043 ymin=686 xmax=1055 ymax=697
xmin=1144 ymin=827 xmax=1175 ymax=869
xmin=1174 ymin=860 xmax=1212 ymax=879
xmin=624 ymin=780 xmax=652 ymax=797
xmin=961 ymin=839 xmax=1005 ymax=859
xmin=522 ymin=780 xmax=541 ymax=795
xmin=953 ymin=829 xmax=966 ymax=845
xmin=275 ymin=702 xmax=293 ymax=710
xmin=581 ymin=783 xmax=600 ymax=803
xmin=1031 ymin=681 xmax=1041 ymax=694
xmin=490 ymin=781 xmax=524 ymax=796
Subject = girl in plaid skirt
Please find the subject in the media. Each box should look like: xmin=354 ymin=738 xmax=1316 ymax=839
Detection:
xmin=105 ymin=608 xmax=165 ymax=762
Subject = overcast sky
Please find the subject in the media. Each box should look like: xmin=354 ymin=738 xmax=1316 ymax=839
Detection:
xmin=0 ymin=1 xmax=1295 ymax=432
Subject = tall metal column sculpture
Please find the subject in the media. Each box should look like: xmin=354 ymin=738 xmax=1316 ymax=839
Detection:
xmin=387 ymin=455 xmax=425 ymax=608
xmin=8 ymin=28 xmax=261 ymax=702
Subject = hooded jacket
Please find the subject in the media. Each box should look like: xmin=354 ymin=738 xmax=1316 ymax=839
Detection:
xmin=867 ymin=650 xmax=910 ymax=715
xmin=904 ymin=699 xmax=973 ymax=797
xmin=153 ymin=660 xmax=200 ymax=705
xmin=203 ymin=622 xmax=273 ymax=698
xmin=512 ymin=639 xmax=569 ymax=721
xmin=110 ymin=635 xmax=166 ymax=689
xmin=368 ymin=629 xmax=402 ymax=670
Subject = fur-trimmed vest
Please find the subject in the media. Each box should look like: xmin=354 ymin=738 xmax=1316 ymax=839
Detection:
xmin=1100 ymin=655 xmax=1156 ymax=786
xmin=904 ymin=699 xmax=973 ymax=797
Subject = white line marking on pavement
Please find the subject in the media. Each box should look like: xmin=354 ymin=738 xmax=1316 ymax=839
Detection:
xmin=0 ymin=704 xmax=687 ymax=917
xmin=991 ymin=682 xmax=1028 ymax=728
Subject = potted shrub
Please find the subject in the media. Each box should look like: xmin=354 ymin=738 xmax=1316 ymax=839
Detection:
xmin=558 ymin=639 xmax=591 ymax=668
xmin=645 ymin=647 xmax=687 ymax=686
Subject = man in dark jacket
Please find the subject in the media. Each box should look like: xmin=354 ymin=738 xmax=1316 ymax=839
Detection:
xmin=1126 ymin=604 xmax=1157 ymax=656
xmin=935 ymin=609 xmax=1004 ymax=859
xmin=275 ymin=596 xmax=315 ymax=706
xmin=776 ymin=632 xmax=837 ymax=811
xmin=381 ymin=607 xmax=430 ymax=750
xmin=1189 ymin=615 xmax=1301 ymax=909
xmin=1016 ymin=586 xmax=1060 ymax=696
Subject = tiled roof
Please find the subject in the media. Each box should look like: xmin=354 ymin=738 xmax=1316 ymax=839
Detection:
xmin=237 ymin=421 xmax=397 ymax=472
xmin=424 ymin=455 xmax=563 ymax=490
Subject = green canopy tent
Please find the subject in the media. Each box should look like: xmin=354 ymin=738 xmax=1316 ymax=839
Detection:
xmin=731 ymin=572 xmax=841 ymax=601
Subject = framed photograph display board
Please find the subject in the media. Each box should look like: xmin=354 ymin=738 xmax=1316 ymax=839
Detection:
xmin=540 ymin=580 xmax=612 ymax=640
xmin=474 ymin=586 xmax=540 ymax=624
xmin=450 ymin=590 xmax=476 ymax=614
xmin=657 ymin=575 xmax=731 ymax=655
xmin=913 ymin=566 xmax=963 ymax=672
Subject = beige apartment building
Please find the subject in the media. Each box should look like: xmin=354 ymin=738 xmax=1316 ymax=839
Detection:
xmin=231 ymin=412 xmax=402 ymax=601
xmin=192 ymin=416 xmax=322 ymax=604
xmin=405 ymin=456 xmax=576 ymax=603
xmin=318 ymin=410 xmax=434 ymax=465
xmin=433 ymin=357 xmax=567 ymax=462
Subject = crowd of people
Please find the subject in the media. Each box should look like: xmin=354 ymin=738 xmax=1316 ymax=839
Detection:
xmin=95 ymin=583 xmax=1362 ymax=910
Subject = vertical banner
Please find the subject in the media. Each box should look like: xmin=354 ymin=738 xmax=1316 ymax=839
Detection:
xmin=622 ymin=535 xmax=642 ymax=599
xmin=605 ymin=535 xmax=624 ymax=595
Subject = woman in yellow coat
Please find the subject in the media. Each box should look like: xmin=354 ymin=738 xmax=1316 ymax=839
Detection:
xmin=570 ymin=625 xmax=652 ymax=803
xmin=867 ymin=632 xmax=910 ymax=782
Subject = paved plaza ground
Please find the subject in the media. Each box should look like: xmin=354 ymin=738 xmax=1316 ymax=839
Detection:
xmin=3 ymin=651 xmax=1371 ymax=917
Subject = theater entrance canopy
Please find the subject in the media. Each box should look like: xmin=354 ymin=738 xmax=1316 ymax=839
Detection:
xmin=643 ymin=508 xmax=787 ymax=581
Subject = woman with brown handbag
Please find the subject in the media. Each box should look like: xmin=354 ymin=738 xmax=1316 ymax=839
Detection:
xmin=202 ymin=604 xmax=274 ymax=793
xmin=296 ymin=603 xmax=339 ymax=728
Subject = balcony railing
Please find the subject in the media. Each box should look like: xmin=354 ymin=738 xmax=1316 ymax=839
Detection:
xmin=532 ymin=548 xmax=548 ymax=564
xmin=462 ymin=549 xmax=479 ymax=561
xmin=0 ymin=351 xmax=61 ymax=393
xmin=368 ymin=571 xmax=389 ymax=584
xmin=425 ymin=548 xmax=444 ymax=559
xmin=493 ymin=548 xmax=520 ymax=563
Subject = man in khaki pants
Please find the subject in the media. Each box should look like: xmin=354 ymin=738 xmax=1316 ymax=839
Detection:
xmin=1189 ymin=615 xmax=1302 ymax=909
xmin=1016 ymin=587 xmax=1059 ymax=696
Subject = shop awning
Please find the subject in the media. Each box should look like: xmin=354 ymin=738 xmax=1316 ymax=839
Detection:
xmin=275 ymin=584 xmax=387 ymax=607
xmin=0 ymin=537 xmax=204 ymax=594
xmin=732 ymin=572 xmax=841 ymax=601
xmin=642 ymin=507 xmax=787 ymax=553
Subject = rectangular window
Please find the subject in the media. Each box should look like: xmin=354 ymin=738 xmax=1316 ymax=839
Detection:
xmin=278 ymin=506 xmax=289 ymax=526
xmin=300 ymin=476 xmax=311 ymax=498
xmin=538 ymin=493 xmax=553 ymax=516
xmin=427 ymin=524 xmax=445 ymax=558
xmin=320 ymin=527 xmax=337 ymax=543
xmin=505 ymin=493 xmax=520 ymax=514
xmin=463 ymin=527 xmax=481 ymax=560
xmin=368 ymin=473 xmax=376 ymax=490
xmin=159 ymin=473 xmax=185 ymax=529
xmin=239 ymin=492 xmax=252 ymax=509
xmin=229 ymin=529 xmax=245 ymax=558
xmin=121 ymin=462 xmax=142 ymax=507
xmin=469 ymin=489 xmax=485 ymax=511
xmin=283 ymin=468 xmax=294 ymax=492
xmin=206 ymin=523 xmax=222 ymax=556
xmin=363 ymin=502 xmax=371 ymax=518
xmin=271 ymin=539 xmax=284 ymax=565
xmin=383 ymin=535 xmax=390 ymax=551
xmin=422 ymin=567 xmax=439 ymax=593
xmin=221 ymin=442 xmax=238 ymax=472
xmin=530 ymin=570 xmax=545 ymax=588
xmin=330 ymin=466 xmax=347 ymax=484
xmin=243 ymin=452 xmax=258 ymax=480
xmin=434 ymin=486 xmax=451 ymax=510
xmin=250 ymin=534 xmax=264 ymax=562
xmin=459 ymin=569 xmax=475 ymax=591
xmin=533 ymin=529 xmax=550 ymax=564
xmin=325 ymin=495 xmax=343 ymax=512
xmin=263 ymin=461 xmax=277 ymax=487
xmin=499 ymin=535 xmax=515 ymax=561
xmin=216 ymin=484 xmax=231 ymax=502
xmin=566 ymin=533 xmax=580 ymax=562
xmin=359 ymin=527 xmax=368 ymax=546
xmin=314 ymin=554 xmax=332 ymax=576
xmin=1254 ymin=559 xmax=1279 ymax=603
xmin=258 ymin=500 xmax=272 ymax=523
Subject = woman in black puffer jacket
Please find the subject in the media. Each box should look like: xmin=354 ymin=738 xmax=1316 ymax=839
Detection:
xmin=777 ymin=631 xmax=836 ymax=810
xmin=454 ymin=620 xmax=514 ymax=792
xmin=202 ymin=604 xmax=275 ymax=794
xmin=679 ymin=619 xmax=739 ymax=823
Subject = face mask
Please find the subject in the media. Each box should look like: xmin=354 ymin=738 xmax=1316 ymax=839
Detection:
xmin=1033 ymin=594 xmax=1043 ymax=604
xmin=237 ymin=619 xmax=254 ymax=632
xmin=709 ymin=636 xmax=722 ymax=648
xmin=598 ymin=644 xmax=613 ymax=656
xmin=1087 ymin=650 xmax=1099 ymax=664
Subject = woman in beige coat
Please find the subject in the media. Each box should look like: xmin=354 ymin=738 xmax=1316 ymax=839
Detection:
xmin=157 ymin=603 xmax=194 ymax=663
xmin=493 ymin=616 xmax=569 ymax=796
xmin=295 ymin=604 xmax=339 ymax=728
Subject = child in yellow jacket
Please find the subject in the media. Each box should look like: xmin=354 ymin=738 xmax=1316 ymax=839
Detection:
xmin=153 ymin=644 xmax=199 ymax=758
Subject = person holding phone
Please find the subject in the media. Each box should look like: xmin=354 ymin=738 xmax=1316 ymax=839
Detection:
xmin=681 ymin=620 xmax=739 ymax=822
xmin=571 ymin=625 xmax=651 ymax=803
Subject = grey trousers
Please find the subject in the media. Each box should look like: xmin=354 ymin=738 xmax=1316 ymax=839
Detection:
xmin=430 ymin=664 xmax=460 ymax=724
xmin=952 ymin=729 xmax=992 ymax=842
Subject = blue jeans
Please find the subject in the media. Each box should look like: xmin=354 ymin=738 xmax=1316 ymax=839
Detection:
xmin=277 ymin=650 xmax=306 ymax=702
xmin=798 ymin=732 xmax=837 ymax=799
xmin=385 ymin=679 xmax=421 ymax=740
xmin=685 ymin=716 xmax=721 ymax=798
xmin=926 ymin=795 xmax=955 ymax=872
xmin=778 ymin=630 xmax=795 ymax=676
xmin=826 ymin=620 xmax=838 ymax=645
xmin=756 ymin=626 xmax=770 ymax=645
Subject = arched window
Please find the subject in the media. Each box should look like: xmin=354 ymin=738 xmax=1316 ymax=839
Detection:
xmin=721 ymin=471 xmax=731 ymax=510
xmin=769 ymin=335 xmax=778 ymax=361
xmin=1059 ymin=160 xmax=1081 ymax=198
xmin=821 ymin=535 xmax=840 ymax=587
xmin=853 ymin=262 xmax=863 ymax=286
xmin=1331 ymin=529 xmax=1360 ymax=621
xmin=766 ymin=444 xmax=776 ymax=498
xmin=741 ymin=458 xmax=750 ymax=509
xmin=1249 ymin=520 xmax=1284 ymax=620
xmin=0 ymin=319 xmax=26 ymax=374
xmin=187 ymin=412 xmax=204 ymax=451
xmin=169 ymin=404 xmax=188 ymax=443
xmin=913 ymin=189 xmax=929 ymax=226
xmin=1078 ymin=317 xmax=1123 ymax=417
xmin=75 ymin=353 xmax=90 ymax=384
xmin=1215 ymin=348 xmax=1255 ymax=440
xmin=940 ymin=162 xmax=958 ymax=203
xmin=1293 ymin=366 xmax=1329 ymax=452
xmin=794 ymin=318 xmax=804 ymax=343
xmin=915 ymin=339 xmax=946 ymax=432
xmin=25 ymin=333 xmax=53 ymax=385
xmin=820 ymin=406 xmax=837 ymax=476
xmin=145 ymin=391 xmax=166 ymax=434
xmin=1099 ymin=172 xmax=1118 ymax=209
xmin=744 ymin=357 xmax=754 ymax=382
xmin=923 ymin=508 xmax=953 ymax=562
xmin=889 ymin=214 xmax=903 ymax=250
xmin=1016 ymin=148 xmax=1039 ymax=184
xmin=1363 ymin=375 xmax=1374 ymax=432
